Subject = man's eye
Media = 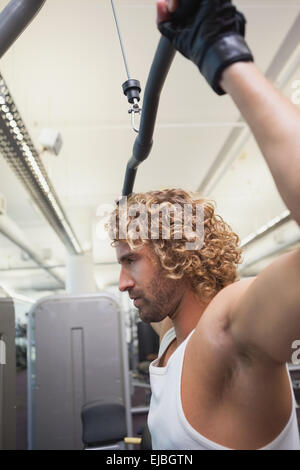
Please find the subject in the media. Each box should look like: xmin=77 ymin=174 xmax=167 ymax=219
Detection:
xmin=127 ymin=258 xmax=134 ymax=264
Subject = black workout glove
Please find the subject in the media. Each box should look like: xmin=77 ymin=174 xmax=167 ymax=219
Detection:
xmin=158 ymin=0 xmax=254 ymax=95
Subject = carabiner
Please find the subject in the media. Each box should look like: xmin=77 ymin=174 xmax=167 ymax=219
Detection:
xmin=128 ymin=101 xmax=142 ymax=134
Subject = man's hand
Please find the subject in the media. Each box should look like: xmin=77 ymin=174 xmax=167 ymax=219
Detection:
xmin=156 ymin=0 xmax=254 ymax=95
xmin=167 ymin=0 xmax=178 ymax=12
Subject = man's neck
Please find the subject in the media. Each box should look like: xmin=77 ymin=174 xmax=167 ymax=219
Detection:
xmin=171 ymin=288 xmax=210 ymax=346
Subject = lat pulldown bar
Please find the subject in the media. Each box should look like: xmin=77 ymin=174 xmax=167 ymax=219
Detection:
xmin=121 ymin=0 xmax=200 ymax=196
xmin=121 ymin=36 xmax=176 ymax=196
xmin=0 ymin=0 xmax=47 ymax=59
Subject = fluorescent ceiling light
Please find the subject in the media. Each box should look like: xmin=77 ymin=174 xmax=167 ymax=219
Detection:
xmin=0 ymin=73 xmax=82 ymax=255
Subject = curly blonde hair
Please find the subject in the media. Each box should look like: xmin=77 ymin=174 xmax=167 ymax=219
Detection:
xmin=107 ymin=188 xmax=243 ymax=299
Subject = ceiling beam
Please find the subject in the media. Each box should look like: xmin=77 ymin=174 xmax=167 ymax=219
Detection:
xmin=197 ymin=12 xmax=300 ymax=196
xmin=0 ymin=214 xmax=64 ymax=288
xmin=0 ymin=261 xmax=117 ymax=272
xmin=239 ymin=236 xmax=300 ymax=274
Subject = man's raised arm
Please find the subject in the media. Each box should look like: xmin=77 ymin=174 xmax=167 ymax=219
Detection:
xmin=221 ymin=62 xmax=300 ymax=225
xmin=157 ymin=0 xmax=300 ymax=224
xmin=157 ymin=0 xmax=300 ymax=365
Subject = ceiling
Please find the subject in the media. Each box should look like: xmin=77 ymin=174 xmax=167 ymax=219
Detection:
xmin=0 ymin=0 xmax=299 ymax=299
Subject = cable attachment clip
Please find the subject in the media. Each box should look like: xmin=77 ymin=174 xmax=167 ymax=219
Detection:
xmin=128 ymin=99 xmax=142 ymax=134
xmin=122 ymin=79 xmax=142 ymax=134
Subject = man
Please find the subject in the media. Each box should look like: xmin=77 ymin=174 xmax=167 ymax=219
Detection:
xmin=110 ymin=0 xmax=300 ymax=449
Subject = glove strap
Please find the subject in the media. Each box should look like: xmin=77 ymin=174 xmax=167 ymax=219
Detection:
xmin=198 ymin=34 xmax=254 ymax=95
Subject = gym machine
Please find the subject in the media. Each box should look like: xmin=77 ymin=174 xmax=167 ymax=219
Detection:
xmin=0 ymin=298 xmax=16 ymax=450
xmin=27 ymin=292 xmax=132 ymax=450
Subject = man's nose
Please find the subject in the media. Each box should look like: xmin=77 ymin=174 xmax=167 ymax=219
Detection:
xmin=119 ymin=268 xmax=135 ymax=292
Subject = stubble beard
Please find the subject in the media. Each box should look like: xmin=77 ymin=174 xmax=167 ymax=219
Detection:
xmin=137 ymin=270 xmax=185 ymax=324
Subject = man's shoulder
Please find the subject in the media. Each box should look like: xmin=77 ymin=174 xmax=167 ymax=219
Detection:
xmin=219 ymin=277 xmax=257 ymax=301
xmin=192 ymin=278 xmax=258 ymax=368
xmin=202 ymin=277 xmax=257 ymax=326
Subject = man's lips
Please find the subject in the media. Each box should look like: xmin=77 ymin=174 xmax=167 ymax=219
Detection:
xmin=130 ymin=295 xmax=143 ymax=307
xmin=133 ymin=298 xmax=142 ymax=307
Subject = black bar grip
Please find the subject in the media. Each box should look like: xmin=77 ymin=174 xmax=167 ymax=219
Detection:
xmin=0 ymin=0 xmax=47 ymax=59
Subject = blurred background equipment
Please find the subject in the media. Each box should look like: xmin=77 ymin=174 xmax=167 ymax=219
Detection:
xmin=27 ymin=292 xmax=131 ymax=450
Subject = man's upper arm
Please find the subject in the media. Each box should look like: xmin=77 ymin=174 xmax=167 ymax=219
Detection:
xmin=229 ymin=248 xmax=300 ymax=365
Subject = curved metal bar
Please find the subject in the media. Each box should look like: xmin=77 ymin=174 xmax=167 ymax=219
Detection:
xmin=0 ymin=0 xmax=47 ymax=59
xmin=122 ymin=36 xmax=176 ymax=196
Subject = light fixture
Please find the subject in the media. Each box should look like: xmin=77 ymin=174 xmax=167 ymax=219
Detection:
xmin=39 ymin=128 xmax=63 ymax=156
xmin=0 ymin=72 xmax=82 ymax=255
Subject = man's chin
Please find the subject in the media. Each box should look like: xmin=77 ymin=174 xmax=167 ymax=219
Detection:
xmin=138 ymin=308 xmax=166 ymax=324
xmin=138 ymin=310 xmax=152 ymax=324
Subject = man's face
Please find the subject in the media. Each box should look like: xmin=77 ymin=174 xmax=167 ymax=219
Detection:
xmin=116 ymin=241 xmax=185 ymax=323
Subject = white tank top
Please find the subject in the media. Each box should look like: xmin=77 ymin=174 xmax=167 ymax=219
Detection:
xmin=148 ymin=328 xmax=300 ymax=450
